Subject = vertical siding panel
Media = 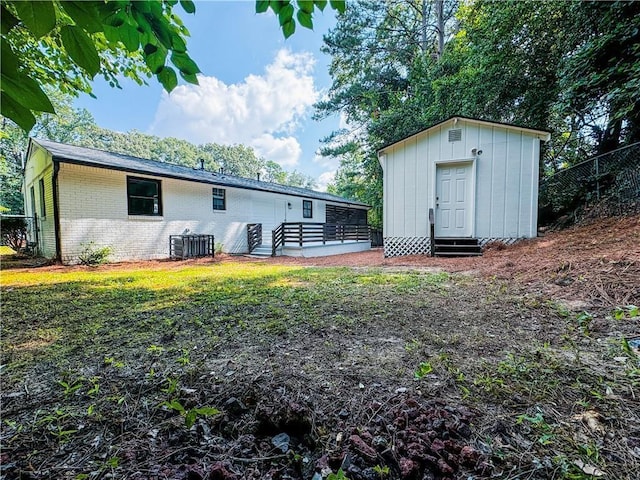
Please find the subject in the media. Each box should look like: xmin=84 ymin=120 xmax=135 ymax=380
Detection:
xmin=404 ymin=138 xmax=417 ymax=236
xmin=504 ymin=132 xmax=522 ymax=237
xmin=415 ymin=135 xmax=429 ymax=236
xmin=491 ymin=128 xmax=508 ymax=237
xmin=393 ymin=145 xmax=405 ymax=236
xmin=475 ymin=126 xmax=494 ymax=238
xmin=519 ymin=137 xmax=534 ymax=237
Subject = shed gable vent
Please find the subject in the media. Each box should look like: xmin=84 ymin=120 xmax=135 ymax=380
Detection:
xmin=448 ymin=129 xmax=462 ymax=142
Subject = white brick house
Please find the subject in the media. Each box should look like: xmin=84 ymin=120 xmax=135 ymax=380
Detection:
xmin=23 ymin=138 xmax=370 ymax=264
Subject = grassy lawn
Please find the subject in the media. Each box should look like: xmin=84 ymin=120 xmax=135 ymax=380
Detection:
xmin=1 ymin=261 xmax=638 ymax=479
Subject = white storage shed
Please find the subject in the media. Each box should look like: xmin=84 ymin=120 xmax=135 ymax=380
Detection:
xmin=378 ymin=117 xmax=550 ymax=257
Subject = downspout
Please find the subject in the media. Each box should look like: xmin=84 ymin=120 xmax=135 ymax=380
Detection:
xmin=52 ymin=161 xmax=62 ymax=261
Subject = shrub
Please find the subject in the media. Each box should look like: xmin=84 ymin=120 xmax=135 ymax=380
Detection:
xmin=0 ymin=216 xmax=28 ymax=253
xmin=78 ymin=242 xmax=112 ymax=266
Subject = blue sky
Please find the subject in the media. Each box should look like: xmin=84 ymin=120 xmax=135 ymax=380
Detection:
xmin=74 ymin=1 xmax=341 ymax=189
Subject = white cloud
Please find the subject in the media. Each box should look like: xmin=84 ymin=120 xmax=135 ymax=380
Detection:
xmin=149 ymin=49 xmax=318 ymax=168
xmin=316 ymin=171 xmax=336 ymax=192
xmin=252 ymin=134 xmax=301 ymax=168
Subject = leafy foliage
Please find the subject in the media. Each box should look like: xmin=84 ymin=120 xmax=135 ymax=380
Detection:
xmin=317 ymin=0 xmax=640 ymax=217
xmin=256 ymin=0 xmax=345 ymax=38
xmin=78 ymin=241 xmax=112 ymax=266
xmin=1 ymin=0 xmax=199 ymax=131
xmin=0 ymin=215 xmax=27 ymax=252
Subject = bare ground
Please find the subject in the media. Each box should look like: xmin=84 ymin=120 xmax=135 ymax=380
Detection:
xmin=1 ymin=215 xmax=639 ymax=480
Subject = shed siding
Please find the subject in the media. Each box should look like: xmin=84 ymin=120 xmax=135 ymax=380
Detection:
xmin=382 ymin=118 xmax=544 ymax=251
xmin=56 ymin=163 xmax=339 ymax=263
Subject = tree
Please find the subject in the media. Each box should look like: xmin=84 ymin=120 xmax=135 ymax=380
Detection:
xmin=2 ymin=0 xmax=348 ymax=133
xmin=255 ymin=0 xmax=345 ymax=38
xmin=1 ymin=0 xmax=200 ymax=131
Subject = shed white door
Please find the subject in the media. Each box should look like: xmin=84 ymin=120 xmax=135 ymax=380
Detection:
xmin=435 ymin=162 xmax=473 ymax=237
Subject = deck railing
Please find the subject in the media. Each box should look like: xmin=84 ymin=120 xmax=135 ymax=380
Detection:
xmin=272 ymin=222 xmax=370 ymax=256
xmin=247 ymin=223 xmax=262 ymax=253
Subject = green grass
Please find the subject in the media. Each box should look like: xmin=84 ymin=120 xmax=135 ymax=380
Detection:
xmin=1 ymin=262 xmax=450 ymax=386
xmin=0 ymin=245 xmax=16 ymax=255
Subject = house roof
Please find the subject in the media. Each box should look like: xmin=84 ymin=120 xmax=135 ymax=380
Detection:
xmin=30 ymin=138 xmax=369 ymax=208
xmin=378 ymin=116 xmax=552 ymax=153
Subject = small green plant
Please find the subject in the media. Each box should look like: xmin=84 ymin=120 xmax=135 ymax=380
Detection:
xmin=516 ymin=410 xmax=555 ymax=445
xmin=146 ymin=344 xmax=165 ymax=355
xmin=78 ymin=241 xmax=112 ymax=265
xmin=327 ymin=469 xmax=350 ymax=480
xmin=161 ymin=377 xmax=179 ymax=395
xmin=373 ymin=464 xmax=390 ymax=477
xmin=176 ymin=349 xmax=190 ymax=366
xmin=214 ymin=241 xmax=224 ymax=254
xmin=613 ymin=304 xmax=638 ymax=320
xmin=404 ymin=338 xmax=421 ymax=352
xmin=161 ymin=399 xmax=220 ymax=428
xmin=414 ymin=361 xmax=433 ymax=379
xmin=104 ymin=357 xmax=125 ymax=368
xmin=58 ymin=378 xmax=84 ymax=397
xmin=575 ymin=311 xmax=593 ymax=336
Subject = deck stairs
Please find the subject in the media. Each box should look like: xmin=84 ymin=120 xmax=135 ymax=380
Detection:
xmin=249 ymin=231 xmax=274 ymax=257
xmin=433 ymin=238 xmax=482 ymax=257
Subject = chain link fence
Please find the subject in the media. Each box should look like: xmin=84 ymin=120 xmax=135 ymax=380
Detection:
xmin=539 ymin=142 xmax=640 ymax=225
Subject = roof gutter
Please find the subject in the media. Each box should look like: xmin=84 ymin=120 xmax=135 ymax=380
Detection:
xmin=52 ymin=161 xmax=62 ymax=261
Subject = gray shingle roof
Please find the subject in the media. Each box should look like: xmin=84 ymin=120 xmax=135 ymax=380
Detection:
xmin=31 ymin=138 xmax=369 ymax=208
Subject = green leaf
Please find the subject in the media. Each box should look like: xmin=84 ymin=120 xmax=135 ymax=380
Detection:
xmin=0 ymin=92 xmax=37 ymax=131
xmin=1 ymin=73 xmax=55 ymax=113
xmin=0 ymin=5 xmax=19 ymax=35
xmin=329 ymin=0 xmax=346 ymax=13
xmin=101 ymin=7 xmax=127 ymax=28
xmin=171 ymin=52 xmax=200 ymax=76
xmin=149 ymin=15 xmax=173 ymax=50
xmin=60 ymin=1 xmax=103 ymax=33
xmin=184 ymin=410 xmax=197 ymax=429
xmin=157 ymin=66 xmax=178 ymax=92
xmin=256 ymin=1 xmax=270 ymax=13
xmin=297 ymin=10 xmax=313 ymax=29
xmin=278 ymin=3 xmax=294 ymax=26
xmin=118 ymin=24 xmax=141 ymax=52
xmin=270 ymin=1 xmax=286 ymax=15
xmin=132 ymin=1 xmax=152 ymax=14
xmin=314 ymin=0 xmax=328 ymax=11
xmin=180 ymin=71 xmax=198 ymax=85
xmin=180 ymin=0 xmax=196 ymax=14
xmin=282 ymin=19 xmax=295 ymax=38
xmin=144 ymin=44 xmax=168 ymax=74
xmin=12 ymin=0 xmax=57 ymax=38
xmin=170 ymin=30 xmax=187 ymax=53
xmin=60 ymin=25 xmax=101 ymax=76
xmin=297 ymin=1 xmax=315 ymax=14
xmin=194 ymin=407 xmax=220 ymax=416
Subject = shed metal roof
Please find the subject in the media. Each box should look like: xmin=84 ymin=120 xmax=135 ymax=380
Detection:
xmin=30 ymin=138 xmax=368 ymax=208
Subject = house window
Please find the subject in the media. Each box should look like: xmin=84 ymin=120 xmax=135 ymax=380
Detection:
xmin=30 ymin=185 xmax=36 ymax=217
xmin=303 ymin=200 xmax=312 ymax=218
xmin=39 ymin=178 xmax=46 ymax=217
xmin=127 ymin=176 xmax=162 ymax=216
xmin=212 ymin=188 xmax=226 ymax=210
